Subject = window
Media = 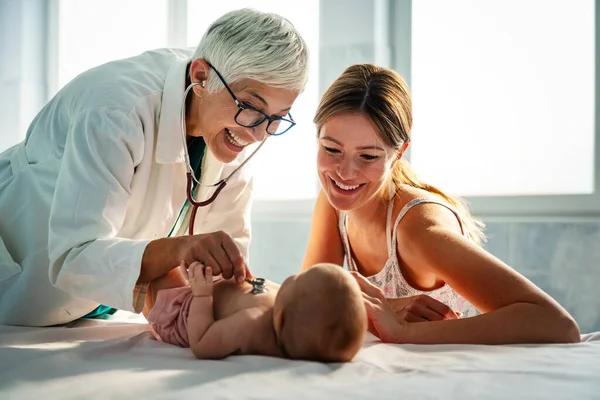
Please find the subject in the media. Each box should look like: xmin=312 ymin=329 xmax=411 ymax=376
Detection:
xmin=403 ymin=0 xmax=599 ymax=216
xmin=187 ymin=1 xmax=320 ymax=201
xmin=51 ymin=0 xmax=169 ymax=95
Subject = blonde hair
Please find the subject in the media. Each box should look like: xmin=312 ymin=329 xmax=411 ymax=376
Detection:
xmin=280 ymin=265 xmax=366 ymax=362
xmin=314 ymin=64 xmax=485 ymax=245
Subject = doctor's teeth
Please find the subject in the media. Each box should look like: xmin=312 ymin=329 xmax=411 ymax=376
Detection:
xmin=226 ymin=129 xmax=249 ymax=147
xmin=334 ymin=180 xmax=360 ymax=190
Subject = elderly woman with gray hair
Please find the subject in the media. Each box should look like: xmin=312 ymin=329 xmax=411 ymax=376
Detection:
xmin=0 ymin=9 xmax=309 ymax=326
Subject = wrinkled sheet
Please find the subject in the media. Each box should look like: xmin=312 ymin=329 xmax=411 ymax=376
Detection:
xmin=1 ymin=311 xmax=599 ymax=399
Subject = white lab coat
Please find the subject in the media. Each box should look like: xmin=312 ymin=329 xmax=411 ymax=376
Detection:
xmin=0 ymin=48 xmax=253 ymax=326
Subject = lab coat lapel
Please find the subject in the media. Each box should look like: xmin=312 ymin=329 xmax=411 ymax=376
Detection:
xmin=155 ymin=52 xmax=191 ymax=165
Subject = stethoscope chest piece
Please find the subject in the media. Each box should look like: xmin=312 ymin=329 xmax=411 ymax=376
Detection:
xmin=247 ymin=277 xmax=267 ymax=295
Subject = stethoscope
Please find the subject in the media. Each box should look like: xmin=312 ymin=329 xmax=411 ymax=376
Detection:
xmin=180 ymin=82 xmax=267 ymax=235
xmin=247 ymin=277 xmax=267 ymax=294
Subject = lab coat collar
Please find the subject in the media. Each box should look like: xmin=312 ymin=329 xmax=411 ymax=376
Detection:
xmin=155 ymin=51 xmax=225 ymax=206
xmin=156 ymin=52 xmax=191 ymax=165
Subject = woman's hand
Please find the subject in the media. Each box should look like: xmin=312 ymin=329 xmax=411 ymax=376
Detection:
xmin=388 ymin=295 xmax=461 ymax=322
xmin=351 ymin=272 xmax=406 ymax=343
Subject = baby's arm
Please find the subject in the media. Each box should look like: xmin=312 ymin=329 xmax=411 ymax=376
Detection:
xmin=186 ymin=262 xmax=216 ymax=351
xmin=186 ymin=262 xmax=252 ymax=359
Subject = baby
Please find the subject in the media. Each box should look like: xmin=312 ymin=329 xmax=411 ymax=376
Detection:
xmin=146 ymin=262 xmax=367 ymax=362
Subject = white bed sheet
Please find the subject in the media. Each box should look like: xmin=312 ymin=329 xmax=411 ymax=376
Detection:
xmin=1 ymin=311 xmax=599 ymax=400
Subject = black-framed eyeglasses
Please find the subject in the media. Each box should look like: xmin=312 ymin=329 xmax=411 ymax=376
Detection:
xmin=206 ymin=62 xmax=296 ymax=136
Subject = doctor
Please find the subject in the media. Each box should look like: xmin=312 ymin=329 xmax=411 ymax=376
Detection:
xmin=0 ymin=9 xmax=309 ymax=326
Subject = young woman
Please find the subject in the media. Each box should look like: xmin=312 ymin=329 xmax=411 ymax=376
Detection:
xmin=302 ymin=64 xmax=579 ymax=345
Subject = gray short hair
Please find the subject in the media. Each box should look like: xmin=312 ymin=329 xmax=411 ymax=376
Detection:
xmin=192 ymin=8 xmax=309 ymax=94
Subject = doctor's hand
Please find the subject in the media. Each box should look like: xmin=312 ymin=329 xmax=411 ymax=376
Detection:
xmin=178 ymin=231 xmax=250 ymax=285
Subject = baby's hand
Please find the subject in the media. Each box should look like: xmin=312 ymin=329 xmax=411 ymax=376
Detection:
xmin=187 ymin=261 xmax=213 ymax=297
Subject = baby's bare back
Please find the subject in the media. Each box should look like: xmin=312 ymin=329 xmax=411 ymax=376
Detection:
xmin=212 ymin=278 xmax=280 ymax=320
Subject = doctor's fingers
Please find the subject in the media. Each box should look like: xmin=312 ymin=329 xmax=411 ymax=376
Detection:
xmin=196 ymin=253 xmax=220 ymax=276
xmin=208 ymin=247 xmax=235 ymax=279
xmin=244 ymin=264 xmax=254 ymax=280
xmin=193 ymin=230 xmax=245 ymax=283
xmin=219 ymin=237 xmax=247 ymax=284
xmin=184 ymin=232 xmax=230 ymax=275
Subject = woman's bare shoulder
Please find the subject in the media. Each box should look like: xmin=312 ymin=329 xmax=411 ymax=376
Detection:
xmin=392 ymin=185 xmax=462 ymax=235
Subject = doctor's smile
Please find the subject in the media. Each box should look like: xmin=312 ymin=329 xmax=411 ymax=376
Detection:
xmin=225 ymin=129 xmax=251 ymax=149
xmin=184 ymin=58 xmax=297 ymax=165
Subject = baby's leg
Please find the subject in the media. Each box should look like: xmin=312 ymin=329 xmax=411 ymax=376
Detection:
xmin=142 ymin=266 xmax=188 ymax=319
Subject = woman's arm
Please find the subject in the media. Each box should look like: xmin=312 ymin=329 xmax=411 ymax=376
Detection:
xmin=301 ymin=189 xmax=345 ymax=270
xmin=391 ymin=203 xmax=580 ymax=344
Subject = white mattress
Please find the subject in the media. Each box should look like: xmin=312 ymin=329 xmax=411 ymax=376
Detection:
xmin=1 ymin=311 xmax=599 ymax=400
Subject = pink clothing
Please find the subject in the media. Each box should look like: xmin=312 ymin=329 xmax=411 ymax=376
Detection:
xmin=339 ymin=197 xmax=479 ymax=318
xmin=147 ymin=287 xmax=195 ymax=347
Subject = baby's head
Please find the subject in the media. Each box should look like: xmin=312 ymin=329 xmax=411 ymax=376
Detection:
xmin=272 ymin=263 xmax=367 ymax=362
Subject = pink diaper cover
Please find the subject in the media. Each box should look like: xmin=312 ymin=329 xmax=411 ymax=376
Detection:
xmin=147 ymin=287 xmax=195 ymax=347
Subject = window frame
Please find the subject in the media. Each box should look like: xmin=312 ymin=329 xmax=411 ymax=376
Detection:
xmin=393 ymin=0 xmax=600 ymax=218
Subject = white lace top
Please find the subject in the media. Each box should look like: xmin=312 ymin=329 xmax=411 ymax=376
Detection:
xmin=339 ymin=197 xmax=479 ymax=318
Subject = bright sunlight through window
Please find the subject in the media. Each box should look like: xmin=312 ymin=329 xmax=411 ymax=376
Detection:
xmin=56 ymin=0 xmax=169 ymax=90
xmin=411 ymin=0 xmax=595 ymax=197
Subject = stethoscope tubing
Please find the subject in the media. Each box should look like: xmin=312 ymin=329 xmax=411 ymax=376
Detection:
xmin=180 ymin=82 xmax=267 ymax=235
